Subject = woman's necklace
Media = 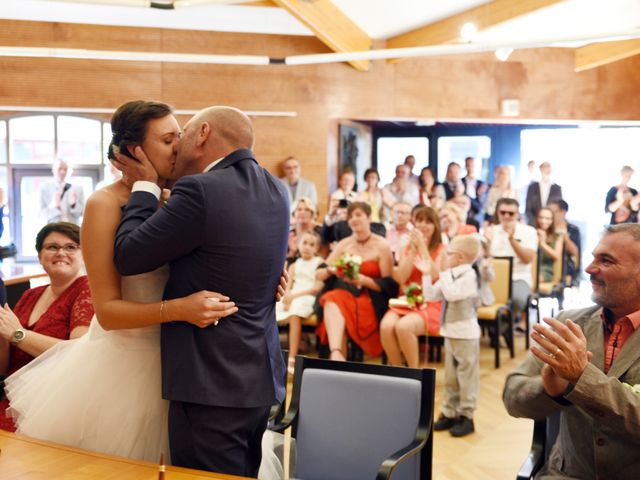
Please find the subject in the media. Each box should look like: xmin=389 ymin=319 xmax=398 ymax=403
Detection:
xmin=356 ymin=234 xmax=372 ymax=246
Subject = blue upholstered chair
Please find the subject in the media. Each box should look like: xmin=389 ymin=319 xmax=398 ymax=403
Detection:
xmin=271 ymin=356 xmax=435 ymax=480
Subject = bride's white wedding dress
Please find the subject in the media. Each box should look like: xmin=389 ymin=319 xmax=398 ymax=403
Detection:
xmin=5 ymin=267 xmax=283 ymax=479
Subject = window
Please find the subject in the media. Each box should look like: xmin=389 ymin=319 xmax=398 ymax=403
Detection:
xmin=1 ymin=114 xmax=108 ymax=260
xmin=521 ymin=127 xmax=640 ymax=271
xmin=57 ymin=116 xmax=102 ymax=164
xmin=437 ymin=136 xmax=491 ymax=182
xmin=9 ymin=116 xmax=55 ymax=163
xmin=376 ymin=137 xmax=429 ymax=186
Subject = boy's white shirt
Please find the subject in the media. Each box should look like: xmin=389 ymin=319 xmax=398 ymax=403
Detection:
xmin=422 ymin=263 xmax=480 ymax=339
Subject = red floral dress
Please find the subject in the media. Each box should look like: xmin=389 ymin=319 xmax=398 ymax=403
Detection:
xmin=0 ymin=276 xmax=94 ymax=431
xmin=389 ymin=244 xmax=444 ymax=336
xmin=318 ymin=260 xmax=383 ymax=357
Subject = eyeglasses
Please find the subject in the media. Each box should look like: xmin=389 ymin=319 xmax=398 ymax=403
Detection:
xmin=498 ymin=210 xmax=517 ymax=217
xmin=42 ymin=243 xmax=80 ymax=254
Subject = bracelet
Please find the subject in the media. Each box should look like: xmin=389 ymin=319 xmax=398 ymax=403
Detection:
xmin=160 ymin=300 xmax=168 ymax=323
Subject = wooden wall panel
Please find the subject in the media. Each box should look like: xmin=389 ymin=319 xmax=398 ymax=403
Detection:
xmin=1 ymin=19 xmax=639 ymax=215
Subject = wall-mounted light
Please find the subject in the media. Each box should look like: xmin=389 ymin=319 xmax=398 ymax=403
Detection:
xmin=494 ymin=48 xmax=514 ymax=61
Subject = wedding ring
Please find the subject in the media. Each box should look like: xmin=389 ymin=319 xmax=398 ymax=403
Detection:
xmin=555 ymin=347 xmax=561 ymax=356
xmin=213 ymin=320 xmax=219 ymax=327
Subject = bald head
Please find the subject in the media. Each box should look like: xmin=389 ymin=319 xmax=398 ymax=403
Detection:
xmin=197 ymin=106 xmax=254 ymax=151
xmin=176 ymin=106 xmax=254 ymax=175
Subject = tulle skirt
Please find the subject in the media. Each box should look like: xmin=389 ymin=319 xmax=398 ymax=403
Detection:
xmin=5 ymin=318 xmax=169 ymax=463
xmin=5 ymin=318 xmax=285 ymax=479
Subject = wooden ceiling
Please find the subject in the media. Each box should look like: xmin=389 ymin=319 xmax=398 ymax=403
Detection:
xmin=3 ymin=0 xmax=640 ymax=72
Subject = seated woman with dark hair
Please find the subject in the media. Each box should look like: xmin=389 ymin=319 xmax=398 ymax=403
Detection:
xmin=316 ymin=202 xmax=397 ymax=361
xmin=0 ymin=222 xmax=93 ymax=431
xmin=380 ymin=206 xmax=445 ymax=368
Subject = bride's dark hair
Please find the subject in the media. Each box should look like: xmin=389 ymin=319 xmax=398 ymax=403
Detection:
xmin=107 ymin=100 xmax=173 ymax=161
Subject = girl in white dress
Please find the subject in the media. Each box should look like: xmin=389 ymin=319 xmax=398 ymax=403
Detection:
xmin=4 ymin=101 xmax=247 ymax=464
xmin=276 ymin=231 xmax=323 ymax=372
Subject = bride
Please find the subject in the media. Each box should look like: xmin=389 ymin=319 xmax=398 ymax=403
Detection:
xmin=5 ymin=100 xmax=283 ymax=478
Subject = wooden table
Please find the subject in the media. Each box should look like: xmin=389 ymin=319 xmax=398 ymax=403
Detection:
xmin=0 ymin=431 xmax=253 ymax=480
xmin=0 ymin=261 xmax=48 ymax=308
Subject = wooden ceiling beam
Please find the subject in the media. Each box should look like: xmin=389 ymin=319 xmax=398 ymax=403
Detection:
xmin=387 ymin=0 xmax=564 ymax=53
xmin=575 ymin=39 xmax=640 ymax=72
xmin=272 ymin=0 xmax=372 ymax=71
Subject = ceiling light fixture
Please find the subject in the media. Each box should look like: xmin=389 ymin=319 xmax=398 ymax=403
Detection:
xmin=460 ymin=22 xmax=478 ymax=42
xmin=0 ymin=105 xmax=297 ymax=117
xmin=0 ymin=30 xmax=638 ymax=67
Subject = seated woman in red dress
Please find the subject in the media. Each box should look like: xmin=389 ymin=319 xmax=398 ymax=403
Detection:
xmin=0 ymin=222 xmax=93 ymax=431
xmin=380 ymin=205 xmax=445 ymax=368
xmin=316 ymin=202 xmax=396 ymax=361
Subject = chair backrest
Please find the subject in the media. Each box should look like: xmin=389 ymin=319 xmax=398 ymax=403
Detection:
xmin=489 ymin=256 xmax=513 ymax=305
xmin=287 ymin=357 xmax=435 ymax=480
xmin=551 ymin=250 xmax=563 ymax=284
xmin=531 ymin=251 xmax=539 ymax=292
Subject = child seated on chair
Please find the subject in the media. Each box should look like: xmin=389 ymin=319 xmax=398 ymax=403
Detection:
xmin=276 ymin=231 xmax=324 ymax=374
xmin=419 ymin=234 xmax=482 ymax=438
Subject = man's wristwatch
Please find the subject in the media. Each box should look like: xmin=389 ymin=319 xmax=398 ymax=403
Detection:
xmin=10 ymin=328 xmax=27 ymax=346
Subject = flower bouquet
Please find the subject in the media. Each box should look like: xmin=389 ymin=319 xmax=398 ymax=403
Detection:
xmin=332 ymin=253 xmax=362 ymax=280
xmin=404 ymin=282 xmax=425 ymax=309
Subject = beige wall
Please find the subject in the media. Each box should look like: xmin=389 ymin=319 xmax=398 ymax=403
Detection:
xmin=1 ymin=19 xmax=639 ymax=213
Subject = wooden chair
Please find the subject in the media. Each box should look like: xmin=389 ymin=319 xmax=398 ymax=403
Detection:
xmin=271 ymin=356 xmax=435 ymax=480
xmin=278 ymin=313 xmax=320 ymax=356
xmin=526 ymin=249 xmax=565 ymax=348
xmin=477 ymin=256 xmax=514 ymax=368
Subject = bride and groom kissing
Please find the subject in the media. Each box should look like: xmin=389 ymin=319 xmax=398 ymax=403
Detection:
xmin=6 ymin=102 xmax=289 ymax=479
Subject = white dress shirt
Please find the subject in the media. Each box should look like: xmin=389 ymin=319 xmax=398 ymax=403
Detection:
xmin=489 ymin=223 xmax=538 ymax=286
xmin=422 ymin=264 xmax=480 ymax=339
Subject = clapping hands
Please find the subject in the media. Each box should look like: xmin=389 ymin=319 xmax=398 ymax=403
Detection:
xmin=530 ymin=317 xmax=592 ymax=395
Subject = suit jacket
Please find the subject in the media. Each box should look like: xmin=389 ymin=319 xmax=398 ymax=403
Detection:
xmin=525 ymin=181 xmax=562 ymax=224
xmin=279 ymin=176 xmax=318 ymax=211
xmin=503 ymin=306 xmax=640 ymax=479
xmin=462 ymin=176 xmax=485 ymax=215
xmin=114 ymin=148 xmax=289 ymax=408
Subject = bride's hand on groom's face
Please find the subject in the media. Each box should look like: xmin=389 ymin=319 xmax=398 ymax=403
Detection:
xmin=177 ymin=291 xmax=238 ymax=328
xmin=112 ymin=146 xmax=159 ymax=186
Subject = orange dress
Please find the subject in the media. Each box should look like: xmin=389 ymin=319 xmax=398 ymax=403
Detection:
xmin=318 ymin=260 xmax=383 ymax=357
xmin=389 ymin=244 xmax=444 ymax=336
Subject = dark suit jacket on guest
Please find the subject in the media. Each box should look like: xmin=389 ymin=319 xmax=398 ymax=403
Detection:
xmin=114 ymin=148 xmax=289 ymax=408
xmin=462 ymin=176 xmax=485 ymax=216
xmin=525 ymin=181 xmax=563 ymax=225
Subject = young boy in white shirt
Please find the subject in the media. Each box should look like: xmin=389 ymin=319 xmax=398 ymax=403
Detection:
xmin=420 ymin=234 xmax=482 ymax=437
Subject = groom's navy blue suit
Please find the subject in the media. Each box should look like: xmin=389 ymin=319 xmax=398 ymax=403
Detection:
xmin=114 ymin=148 xmax=288 ymax=476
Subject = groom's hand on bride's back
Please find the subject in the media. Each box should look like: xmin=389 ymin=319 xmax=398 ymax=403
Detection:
xmin=275 ymin=268 xmax=289 ymax=302
xmin=173 ymin=291 xmax=238 ymax=328
xmin=112 ymin=146 xmax=159 ymax=185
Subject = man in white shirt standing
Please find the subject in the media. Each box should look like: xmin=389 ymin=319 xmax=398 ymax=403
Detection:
xmin=279 ymin=156 xmax=318 ymax=212
xmin=486 ymin=198 xmax=538 ymax=324
xmin=525 ymin=161 xmax=562 ymax=225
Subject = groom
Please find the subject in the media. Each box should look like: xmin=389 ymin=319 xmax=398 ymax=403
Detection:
xmin=113 ymin=106 xmax=289 ymax=477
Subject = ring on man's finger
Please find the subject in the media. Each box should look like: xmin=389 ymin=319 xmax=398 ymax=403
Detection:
xmin=555 ymin=347 xmax=561 ymax=356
